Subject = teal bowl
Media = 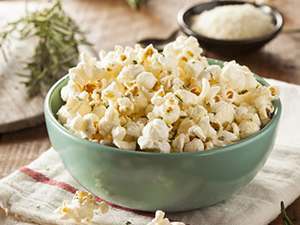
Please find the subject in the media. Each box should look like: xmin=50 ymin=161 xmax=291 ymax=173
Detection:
xmin=44 ymin=59 xmax=281 ymax=212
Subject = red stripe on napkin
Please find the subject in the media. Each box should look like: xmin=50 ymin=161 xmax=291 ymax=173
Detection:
xmin=19 ymin=166 xmax=153 ymax=218
xmin=20 ymin=167 xmax=77 ymax=194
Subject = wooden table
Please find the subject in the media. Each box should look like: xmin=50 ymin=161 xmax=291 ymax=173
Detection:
xmin=0 ymin=0 xmax=299 ymax=224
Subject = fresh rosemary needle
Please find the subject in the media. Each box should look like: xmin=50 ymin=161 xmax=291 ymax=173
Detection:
xmin=0 ymin=0 xmax=91 ymax=97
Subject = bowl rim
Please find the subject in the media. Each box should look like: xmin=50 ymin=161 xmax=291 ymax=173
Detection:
xmin=177 ymin=0 xmax=284 ymax=44
xmin=44 ymin=59 xmax=282 ymax=157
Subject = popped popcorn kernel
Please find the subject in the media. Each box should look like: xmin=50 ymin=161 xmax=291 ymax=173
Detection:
xmin=57 ymin=191 xmax=109 ymax=223
xmin=147 ymin=210 xmax=186 ymax=225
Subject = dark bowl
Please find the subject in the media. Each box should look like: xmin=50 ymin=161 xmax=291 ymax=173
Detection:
xmin=177 ymin=0 xmax=284 ymax=54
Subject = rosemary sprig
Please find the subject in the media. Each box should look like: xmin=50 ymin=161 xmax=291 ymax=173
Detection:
xmin=0 ymin=0 xmax=91 ymax=97
xmin=281 ymin=201 xmax=295 ymax=225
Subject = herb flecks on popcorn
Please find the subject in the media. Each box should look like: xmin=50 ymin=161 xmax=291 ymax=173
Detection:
xmin=57 ymin=36 xmax=279 ymax=153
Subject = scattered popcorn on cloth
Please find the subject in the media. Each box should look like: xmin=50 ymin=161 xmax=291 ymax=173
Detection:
xmin=57 ymin=191 xmax=109 ymax=223
xmin=57 ymin=191 xmax=185 ymax=225
xmin=0 ymin=80 xmax=300 ymax=225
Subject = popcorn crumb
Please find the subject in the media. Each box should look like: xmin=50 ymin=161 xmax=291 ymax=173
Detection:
xmin=147 ymin=210 xmax=185 ymax=225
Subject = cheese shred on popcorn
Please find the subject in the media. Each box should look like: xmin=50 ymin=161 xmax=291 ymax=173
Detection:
xmin=57 ymin=36 xmax=279 ymax=153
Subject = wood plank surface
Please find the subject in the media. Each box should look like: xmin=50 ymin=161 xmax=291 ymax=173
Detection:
xmin=0 ymin=0 xmax=299 ymax=224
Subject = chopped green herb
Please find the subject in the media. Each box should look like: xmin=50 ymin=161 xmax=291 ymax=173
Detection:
xmin=281 ymin=201 xmax=294 ymax=225
xmin=175 ymin=94 xmax=183 ymax=103
xmin=238 ymin=90 xmax=248 ymax=95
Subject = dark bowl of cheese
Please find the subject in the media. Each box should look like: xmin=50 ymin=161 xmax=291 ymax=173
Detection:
xmin=177 ymin=0 xmax=284 ymax=54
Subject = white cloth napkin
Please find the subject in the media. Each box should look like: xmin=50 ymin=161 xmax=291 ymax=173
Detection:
xmin=1 ymin=79 xmax=300 ymax=225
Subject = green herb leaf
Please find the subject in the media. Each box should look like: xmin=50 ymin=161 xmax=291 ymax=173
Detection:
xmin=0 ymin=0 xmax=91 ymax=97
xmin=281 ymin=201 xmax=295 ymax=225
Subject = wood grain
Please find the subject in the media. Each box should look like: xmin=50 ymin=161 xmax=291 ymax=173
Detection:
xmin=0 ymin=125 xmax=50 ymax=178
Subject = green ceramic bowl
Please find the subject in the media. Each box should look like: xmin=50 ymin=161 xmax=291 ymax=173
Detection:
xmin=44 ymin=59 xmax=281 ymax=212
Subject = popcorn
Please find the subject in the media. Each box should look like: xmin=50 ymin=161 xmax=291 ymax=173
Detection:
xmin=188 ymin=125 xmax=206 ymax=141
xmin=198 ymin=116 xmax=217 ymax=138
xmin=68 ymin=114 xmax=87 ymax=138
xmin=172 ymin=133 xmax=189 ymax=152
xmin=126 ymin=121 xmax=144 ymax=138
xmin=59 ymin=191 xmax=185 ymax=225
xmin=69 ymin=53 xmax=103 ymax=88
xmin=220 ymin=130 xmax=239 ymax=143
xmin=83 ymin=113 xmax=99 ymax=138
xmin=152 ymin=93 xmax=181 ymax=124
xmin=151 ymin=88 xmax=165 ymax=105
xmin=61 ymin=80 xmax=81 ymax=102
xmin=57 ymin=105 xmax=71 ymax=124
xmin=58 ymin=191 xmax=109 ymax=223
xmin=206 ymin=86 xmax=221 ymax=105
xmin=174 ymin=89 xmax=199 ymax=105
xmin=131 ymin=91 xmax=149 ymax=113
xmin=112 ymin=126 xmax=126 ymax=140
xmin=118 ymin=64 xmax=144 ymax=87
xmin=65 ymin=92 xmax=91 ymax=116
xmin=177 ymin=118 xmax=195 ymax=135
xmin=147 ymin=210 xmax=185 ymax=225
xmin=112 ymin=126 xmax=136 ymax=150
xmin=235 ymin=105 xmax=261 ymax=126
xmin=98 ymin=105 xmax=120 ymax=135
xmin=239 ymin=120 xmax=260 ymax=138
xmin=205 ymin=65 xmax=222 ymax=80
xmin=117 ymin=96 xmax=134 ymax=114
xmin=186 ymin=105 xmax=208 ymax=122
xmin=92 ymin=104 xmax=106 ymax=118
xmin=136 ymin=71 xmax=157 ymax=89
xmin=199 ymin=78 xmax=210 ymax=100
xmin=222 ymin=88 xmax=238 ymax=103
xmin=184 ymin=138 xmax=204 ymax=152
xmin=138 ymin=119 xmax=171 ymax=153
xmin=212 ymin=101 xmax=235 ymax=124
xmin=58 ymin=36 xmax=278 ymax=153
xmin=102 ymin=81 xmax=124 ymax=103
xmin=220 ymin=60 xmax=257 ymax=92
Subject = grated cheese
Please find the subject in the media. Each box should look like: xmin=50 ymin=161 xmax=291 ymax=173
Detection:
xmin=192 ymin=4 xmax=275 ymax=40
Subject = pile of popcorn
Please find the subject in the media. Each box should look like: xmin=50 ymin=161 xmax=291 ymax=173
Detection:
xmin=57 ymin=36 xmax=279 ymax=153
